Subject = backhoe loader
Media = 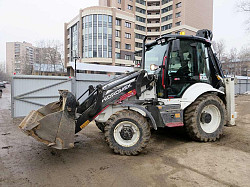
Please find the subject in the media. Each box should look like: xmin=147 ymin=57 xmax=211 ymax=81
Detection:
xmin=19 ymin=29 xmax=236 ymax=155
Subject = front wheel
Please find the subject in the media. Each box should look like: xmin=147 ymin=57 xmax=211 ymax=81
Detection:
xmin=184 ymin=94 xmax=226 ymax=142
xmin=104 ymin=110 xmax=151 ymax=156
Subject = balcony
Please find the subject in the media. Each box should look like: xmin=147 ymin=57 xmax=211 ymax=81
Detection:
xmin=147 ymin=6 xmax=160 ymax=11
xmin=147 ymin=0 xmax=160 ymax=2
xmin=147 ymin=31 xmax=160 ymax=36
xmin=147 ymin=22 xmax=160 ymax=28
xmin=147 ymin=14 xmax=160 ymax=19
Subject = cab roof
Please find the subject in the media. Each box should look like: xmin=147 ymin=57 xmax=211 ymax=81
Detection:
xmin=146 ymin=34 xmax=212 ymax=48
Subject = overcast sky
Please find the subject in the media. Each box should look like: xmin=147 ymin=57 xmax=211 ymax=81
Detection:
xmin=0 ymin=0 xmax=249 ymax=62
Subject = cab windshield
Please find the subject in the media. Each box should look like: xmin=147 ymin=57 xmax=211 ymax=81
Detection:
xmin=144 ymin=42 xmax=168 ymax=74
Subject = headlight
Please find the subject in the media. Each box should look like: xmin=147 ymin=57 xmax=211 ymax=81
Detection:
xmin=150 ymin=64 xmax=159 ymax=71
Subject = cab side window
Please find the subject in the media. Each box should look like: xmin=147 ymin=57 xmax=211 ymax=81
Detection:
xmin=167 ymin=40 xmax=211 ymax=98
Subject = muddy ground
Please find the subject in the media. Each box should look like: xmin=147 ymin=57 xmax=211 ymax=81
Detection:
xmin=0 ymin=84 xmax=250 ymax=187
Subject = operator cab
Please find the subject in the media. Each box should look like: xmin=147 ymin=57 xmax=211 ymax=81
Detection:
xmin=143 ymin=30 xmax=224 ymax=99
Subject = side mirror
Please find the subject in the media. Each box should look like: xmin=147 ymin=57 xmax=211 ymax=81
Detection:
xmin=172 ymin=39 xmax=180 ymax=52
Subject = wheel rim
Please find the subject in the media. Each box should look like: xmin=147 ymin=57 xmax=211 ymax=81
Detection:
xmin=114 ymin=121 xmax=140 ymax=147
xmin=200 ymin=104 xmax=221 ymax=133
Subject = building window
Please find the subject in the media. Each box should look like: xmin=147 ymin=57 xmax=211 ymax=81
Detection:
xmin=128 ymin=5 xmax=133 ymax=10
xmin=118 ymin=0 xmax=121 ymax=4
xmin=135 ymin=42 xmax=143 ymax=48
xmin=115 ymin=53 xmax=121 ymax=59
xmin=176 ymin=2 xmax=182 ymax=8
xmin=136 ymin=7 xmax=146 ymax=14
xmin=82 ymin=14 xmax=112 ymax=59
xmin=116 ymin=19 xmax=121 ymax=26
xmin=136 ymin=0 xmax=146 ymax=6
xmin=115 ymin=41 xmax=121 ymax=49
xmin=125 ymin=33 xmax=131 ymax=39
xmin=125 ymin=22 xmax=131 ymax=28
xmin=125 ymin=54 xmax=132 ymax=60
xmin=135 ymin=24 xmax=146 ymax=31
xmin=71 ymin=23 xmax=78 ymax=61
xmin=135 ymin=33 xmax=145 ymax=40
xmin=162 ymin=0 xmax=172 ymax=5
xmin=161 ymin=23 xmax=172 ymax=31
xmin=136 ymin=16 xmax=146 ymax=23
xmin=161 ymin=5 xmax=173 ymax=14
xmin=175 ymin=21 xmax=181 ymax=26
xmin=148 ymin=29 xmax=151 ymax=32
xmin=161 ymin=14 xmax=172 ymax=22
xmin=125 ymin=44 xmax=131 ymax=50
xmin=116 ymin=30 xmax=121 ymax=37
xmin=176 ymin=12 xmax=181 ymax=18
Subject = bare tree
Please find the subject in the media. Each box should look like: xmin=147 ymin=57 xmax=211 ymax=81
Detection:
xmin=0 ymin=65 xmax=10 ymax=81
xmin=35 ymin=40 xmax=63 ymax=74
xmin=237 ymin=0 xmax=250 ymax=29
xmin=238 ymin=47 xmax=250 ymax=75
xmin=212 ymin=40 xmax=226 ymax=61
xmin=238 ymin=0 xmax=250 ymax=12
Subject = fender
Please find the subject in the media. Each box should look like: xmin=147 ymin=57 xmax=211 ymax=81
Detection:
xmin=121 ymin=103 xmax=157 ymax=130
xmin=181 ymin=83 xmax=225 ymax=109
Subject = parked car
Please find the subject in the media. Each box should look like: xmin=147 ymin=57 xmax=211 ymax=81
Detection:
xmin=0 ymin=81 xmax=5 ymax=88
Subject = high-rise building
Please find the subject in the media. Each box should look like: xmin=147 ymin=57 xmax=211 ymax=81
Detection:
xmin=6 ymin=42 xmax=35 ymax=75
xmin=64 ymin=6 xmax=135 ymax=68
xmin=6 ymin=42 xmax=62 ymax=75
xmin=64 ymin=0 xmax=213 ymax=68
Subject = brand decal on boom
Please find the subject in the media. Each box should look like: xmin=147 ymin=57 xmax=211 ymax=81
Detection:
xmin=102 ymin=84 xmax=132 ymax=102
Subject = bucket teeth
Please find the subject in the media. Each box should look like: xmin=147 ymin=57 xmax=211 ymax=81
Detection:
xmin=19 ymin=90 xmax=76 ymax=149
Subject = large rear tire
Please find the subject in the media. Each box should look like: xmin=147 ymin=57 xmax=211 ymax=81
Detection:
xmin=104 ymin=110 xmax=151 ymax=156
xmin=184 ymin=94 xmax=226 ymax=142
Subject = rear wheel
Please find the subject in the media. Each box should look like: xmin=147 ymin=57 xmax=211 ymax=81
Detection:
xmin=184 ymin=94 xmax=226 ymax=142
xmin=104 ymin=110 xmax=151 ymax=156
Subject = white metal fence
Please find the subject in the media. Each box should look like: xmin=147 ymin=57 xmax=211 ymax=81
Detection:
xmin=11 ymin=74 xmax=115 ymax=118
xmin=235 ymin=77 xmax=250 ymax=95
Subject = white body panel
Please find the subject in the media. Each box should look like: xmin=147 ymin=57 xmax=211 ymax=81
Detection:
xmin=158 ymin=83 xmax=225 ymax=110
xmin=96 ymin=82 xmax=226 ymax=124
xmin=224 ymin=78 xmax=236 ymax=126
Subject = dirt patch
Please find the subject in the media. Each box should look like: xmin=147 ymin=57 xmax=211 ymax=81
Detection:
xmin=0 ymin=85 xmax=250 ymax=186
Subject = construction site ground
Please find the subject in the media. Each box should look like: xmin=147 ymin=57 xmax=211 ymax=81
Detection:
xmin=1 ymin=84 xmax=250 ymax=187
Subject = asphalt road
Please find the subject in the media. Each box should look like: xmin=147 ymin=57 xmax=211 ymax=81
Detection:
xmin=1 ymin=84 xmax=250 ymax=187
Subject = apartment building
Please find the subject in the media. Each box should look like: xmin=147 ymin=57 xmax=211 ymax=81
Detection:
xmin=65 ymin=0 xmax=213 ymax=68
xmin=100 ymin=0 xmax=213 ymax=64
xmin=6 ymin=42 xmax=35 ymax=75
xmin=64 ymin=6 xmax=135 ymax=68
xmin=6 ymin=42 xmax=62 ymax=75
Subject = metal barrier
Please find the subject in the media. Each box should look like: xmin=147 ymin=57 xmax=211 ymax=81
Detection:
xmin=11 ymin=74 xmax=114 ymax=118
xmin=235 ymin=77 xmax=250 ymax=95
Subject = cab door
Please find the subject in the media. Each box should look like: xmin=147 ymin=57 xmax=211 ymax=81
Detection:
xmin=166 ymin=40 xmax=211 ymax=98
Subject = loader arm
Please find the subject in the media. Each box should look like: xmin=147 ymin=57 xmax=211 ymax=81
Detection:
xmin=19 ymin=70 xmax=155 ymax=149
xmin=75 ymin=70 xmax=155 ymax=133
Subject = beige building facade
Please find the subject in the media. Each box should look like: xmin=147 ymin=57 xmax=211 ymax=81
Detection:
xmin=65 ymin=0 xmax=213 ymax=68
xmin=6 ymin=42 xmax=35 ymax=75
xmin=64 ymin=6 xmax=135 ymax=68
